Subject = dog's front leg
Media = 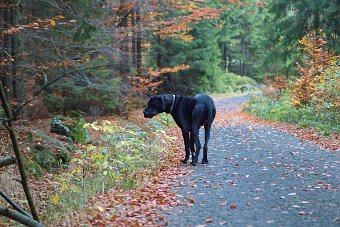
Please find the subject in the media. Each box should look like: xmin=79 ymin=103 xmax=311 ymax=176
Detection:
xmin=180 ymin=130 xmax=190 ymax=164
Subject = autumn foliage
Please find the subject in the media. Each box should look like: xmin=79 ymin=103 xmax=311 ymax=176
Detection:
xmin=291 ymin=31 xmax=339 ymax=108
xmin=263 ymin=75 xmax=288 ymax=99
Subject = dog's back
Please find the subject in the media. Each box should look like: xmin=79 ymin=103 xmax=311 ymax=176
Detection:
xmin=193 ymin=94 xmax=216 ymax=124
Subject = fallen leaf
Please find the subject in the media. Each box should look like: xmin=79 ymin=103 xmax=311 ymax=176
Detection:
xmin=185 ymin=197 xmax=195 ymax=203
xmin=299 ymin=211 xmax=305 ymax=215
xmin=50 ymin=19 xmax=56 ymax=26
xmin=205 ymin=218 xmax=214 ymax=223
xmin=229 ymin=204 xmax=237 ymax=209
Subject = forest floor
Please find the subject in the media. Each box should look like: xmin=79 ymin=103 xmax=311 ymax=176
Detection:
xmin=80 ymin=94 xmax=340 ymax=226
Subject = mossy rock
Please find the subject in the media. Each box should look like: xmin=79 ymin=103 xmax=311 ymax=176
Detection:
xmin=33 ymin=144 xmax=71 ymax=171
xmin=24 ymin=158 xmax=43 ymax=178
xmin=22 ymin=129 xmax=73 ymax=173
xmin=24 ymin=129 xmax=74 ymax=153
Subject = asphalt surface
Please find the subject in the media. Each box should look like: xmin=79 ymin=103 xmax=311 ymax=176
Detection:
xmin=163 ymin=95 xmax=340 ymax=227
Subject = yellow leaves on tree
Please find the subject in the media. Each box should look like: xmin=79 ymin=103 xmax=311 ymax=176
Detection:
xmin=0 ymin=15 xmax=64 ymax=37
xmin=291 ymin=31 xmax=338 ymax=107
xmin=50 ymin=19 xmax=56 ymax=27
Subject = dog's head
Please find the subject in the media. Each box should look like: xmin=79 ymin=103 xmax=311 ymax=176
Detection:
xmin=143 ymin=94 xmax=172 ymax=118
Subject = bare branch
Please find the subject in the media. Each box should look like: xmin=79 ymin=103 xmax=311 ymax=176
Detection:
xmin=0 ymin=156 xmax=16 ymax=168
xmin=0 ymin=205 xmax=43 ymax=227
xmin=0 ymin=189 xmax=32 ymax=218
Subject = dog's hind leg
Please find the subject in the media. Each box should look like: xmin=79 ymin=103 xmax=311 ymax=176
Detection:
xmin=202 ymin=123 xmax=212 ymax=164
xmin=190 ymin=128 xmax=201 ymax=166
xmin=180 ymin=130 xmax=190 ymax=164
xmin=189 ymin=132 xmax=195 ymax=163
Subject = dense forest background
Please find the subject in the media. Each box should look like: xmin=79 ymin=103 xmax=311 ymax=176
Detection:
xmin=1 ymin=0 xmax=338 ymax=118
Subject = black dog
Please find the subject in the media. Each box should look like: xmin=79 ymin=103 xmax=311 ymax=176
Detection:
xmin=143 ymin=94 xmax=216 ymax=166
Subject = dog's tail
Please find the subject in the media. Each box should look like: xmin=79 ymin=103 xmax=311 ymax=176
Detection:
xmin=205 ymin=104 xmax=216 ymax=125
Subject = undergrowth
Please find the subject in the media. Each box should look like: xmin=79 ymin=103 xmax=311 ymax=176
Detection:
xmin=44 ymin=113 xmax=176 ymax=224
xmin=245 ymin=94 xmax=340 ymax=135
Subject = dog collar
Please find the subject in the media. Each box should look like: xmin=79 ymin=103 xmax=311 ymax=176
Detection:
xmin=170 ymin=95 xmax=176 ymax=114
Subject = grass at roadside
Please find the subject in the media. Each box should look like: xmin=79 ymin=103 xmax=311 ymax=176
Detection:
xmin=245 ymin=94 xmax=340 ymax=136
xmin=40 ymin=113 xmax=177 ymax=225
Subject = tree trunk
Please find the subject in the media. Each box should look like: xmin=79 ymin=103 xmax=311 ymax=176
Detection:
xmin=0 ymin=81 xmax=40 ymax=222
xmin=136 ymin=5 xmax=142 ymax=77
xmin=131 ymin=8 xmax=137 ymax=67
xmin=223 ymin=43 xmax=228 ymax=72
xmin=11 ymin=0 xmax=24 ymax=104
xmin=313 ymin=7 xmax=320 ymax=31
xmin=241 ymin=37 xmax=246 ymax=76
xmin=1 ymin=0 xmax=13 ymax=100
xmin=119 ymin=0 xmax=129 ymax=75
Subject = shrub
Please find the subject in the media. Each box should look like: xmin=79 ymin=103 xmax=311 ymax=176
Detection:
xmin=215 ymin=72 xmax=258 ymax=94
xmin=67 ymin=117 xmax=91 ymax=144
xmin=291 ymin=31 xmax=338 ymax=107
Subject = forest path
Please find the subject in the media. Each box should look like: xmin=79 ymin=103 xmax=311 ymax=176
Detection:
xmin=162 ymin=95 xmax=340 ymax=227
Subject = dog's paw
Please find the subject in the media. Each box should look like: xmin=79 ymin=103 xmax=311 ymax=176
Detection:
xmin=180 ymin=159 xmax=188 ymax=164
xmin=201 ymin=159 xmax=208 ymax=164
xmin=191 ymin=161 xmax=198 ymax=166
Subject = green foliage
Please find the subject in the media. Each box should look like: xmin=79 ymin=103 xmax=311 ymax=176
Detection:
xmin=260 ymin=0 xmax=340 ymax=76
xmin=24 ymin=158 xmax=43 ymax=178
xmin=245 ymin=94 xmax=340 ymax=134
xmin=216 ymin=72 xmax=258 ymax=94
xmin=49 ymin=119 xmax=176 ymax=216
xmin=67 ymin=117 xmax=91 ymax=144
xmin=23 ymin=145 xmax=71 ymax=177
xmin=43 ymin=77 xmax=121 ymax=116
xmin=146 ymin=113 xmax=175 ymax=130
xmin=149 ymin=19 xmax=225 ymax=94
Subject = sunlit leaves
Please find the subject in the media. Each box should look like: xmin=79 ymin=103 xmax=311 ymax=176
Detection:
xmin=291 ymin=31 xmax=339 ymax=107
xmin=147 ymin=64 xmax=190 ymax=77
xmin=50 ymin=19 xmax=56 ymax=27
xmin=0 ymin=15 xmax=65 ymax=37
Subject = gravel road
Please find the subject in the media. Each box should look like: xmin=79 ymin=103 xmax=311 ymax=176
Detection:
xmin=163 ymin=95 xmax=340 ymax=227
